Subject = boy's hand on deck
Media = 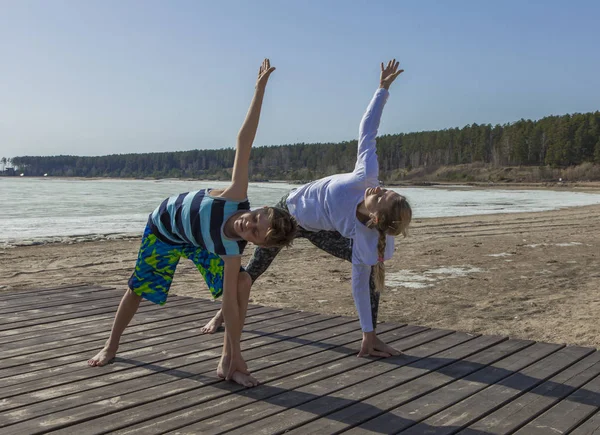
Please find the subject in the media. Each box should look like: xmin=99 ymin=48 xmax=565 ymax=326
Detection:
xmin=256 ymin=58 xmax=276 ymax=89
xmin=379 ymin=59 xmax=403 ymax=90
xmin=226 ymin=354 xmax=259 ymax=387
xmin=226 ymin=353 xmax=249 ymax=378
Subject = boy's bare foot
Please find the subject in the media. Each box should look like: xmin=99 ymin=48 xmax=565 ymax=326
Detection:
xmin=216 ymin=357 xmax=230 ymax=379
xmin=216 ymin=364 xmax=259 ymax=387
xmin=230 ymin=371 xmax=260 ymax=387
xmin=88 ymin=346 xmax=117 ymax=367
xmin=201 ymin=311 xmax=224 ymax=334
xmin=217 ymin=357 xmax=259 ymax=387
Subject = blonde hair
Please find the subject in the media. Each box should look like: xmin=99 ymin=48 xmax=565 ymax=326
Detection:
xmin=263 ymin=206 xmax=298 ymax=248
xmin=366 ymin=194 xmax=412 ymax=292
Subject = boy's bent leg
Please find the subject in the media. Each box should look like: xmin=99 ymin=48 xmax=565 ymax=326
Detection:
xmin=200 ymin=310 xmax=224 ymax=334
xmin=201 ymin=244 xmax=282 ymax=334
xmin=200 ymin=270 xmax=250 ymax=334
xmin=202 ymin=192 xmax=292 ymax=335
xmin=236 ymin=271 xmax=252 ymax=329
xmin=88 ymin=288 xmax=142 ymax=367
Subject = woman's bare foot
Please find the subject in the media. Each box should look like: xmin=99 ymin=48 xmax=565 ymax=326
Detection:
xmin=88 ymin=346 xmax=117 ymax=367
xmin=201 ymin=311 xmax=224 ymax=334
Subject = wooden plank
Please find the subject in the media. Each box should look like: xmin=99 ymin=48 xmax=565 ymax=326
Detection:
xmin=513 ymin=361 xmax=600 ymax=435
xmin=0 ymin=308 xmax=284 ymax=384
xmin=397 ymin=345 xmax=594 ymax=435
xmin=0 ymin=286 xmax=123 ymax=314
xmin=1 ymin=288 xmax=217 ymax=317
xmin=156 ymin=330 xmax=488 ymax=434
xmin=0 ymin=315 xmax=354 ymax=433
xmin=1 ymin=289 xmax=217 ymax=314
xmin=0 ymin=301 xmax=203 ymax=348
xmin=0 ymin=307 xmax=283 ymax=394
xmin=289 ymin=338 xmax=533 ymax=434
xmin=0 ymin=295 xmax=218 ymax=338
xmin=0 ymin=284 xmax=122 ymax=309
xmin=459 ymin=350 xmax=600 ymax=434
xmin=0 ymin=287 xmax=124 ymax=313
xmin=0 ymin=296 xmax=218 ymax=344
xmin=0 ymin=296 xmax=202 ymax=333
xmin=1 ymin=311 xmax=332 ymax=404
xmin=0 ymin=306 xmax=291 ymax=390
xmin=0 ymin=284 xmax=102 ymax=299
xmin=335 ymin=341 xmax=559 ymax=435
xmin=203 ymin=331 xmax=475 ymax=435
xmin=31 ymin=325 xmax=437 ymax=435
xmin=104 ymin=325 xmax=418 ymax=435
xmin=0 ymin=306 xmax=284 ymax=378
xmin=0 ymin=301 xmax=223 ymax=363
xmin=571 ymin=409 xmax=600 ymax=434
xmin=6 ymin=285 xmax=594 ymax=435
xmin=0 ymin=292 xmax=200 ymax=329
xmin=0 ymin=312 xmax=340 ymax=416
xmin=0 ymin=316 xmax=213 ymax=389
xmin=0 ymin=286 xmax=118 ymax=307
xmin=0 ymin=297 xmax=136 ymax=324
xmin=0 ymin=299 xmax=220 ymax=347
xmin=0 ymin=298 xmax=224 ymax=352
xmin=2 ymin=315 xmax=358 ymax=426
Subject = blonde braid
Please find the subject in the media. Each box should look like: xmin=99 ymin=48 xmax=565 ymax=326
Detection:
xmin=373 ymin=230 xmax=387 ymax=292
xmin=367 ymin=194 xmax=413 ymax=293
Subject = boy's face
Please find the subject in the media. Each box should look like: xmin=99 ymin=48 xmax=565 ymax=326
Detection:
xmin=233 ymin=208 xmax=271 ymax=246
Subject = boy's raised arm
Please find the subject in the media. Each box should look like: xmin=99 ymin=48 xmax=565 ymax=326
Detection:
xmin=225 ymin=59 xmax=275 ymax=200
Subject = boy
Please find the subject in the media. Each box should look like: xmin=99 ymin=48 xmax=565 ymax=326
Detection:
xmin=88 ymin=59 xmax=297 ymax=388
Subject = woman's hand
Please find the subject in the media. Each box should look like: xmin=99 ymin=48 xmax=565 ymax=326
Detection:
xmin=358 ymin=331 xmax=401 ymax=357
xmin=380 ymin=59 xmax=404 ymax=90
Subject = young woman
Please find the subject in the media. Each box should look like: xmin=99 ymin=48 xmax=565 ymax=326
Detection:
xmin=202 ymin=59 xmax=412 ymax=358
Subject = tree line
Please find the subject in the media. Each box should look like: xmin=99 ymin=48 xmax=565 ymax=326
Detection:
xmin=7 ymin=111 xmax=600 ymax=181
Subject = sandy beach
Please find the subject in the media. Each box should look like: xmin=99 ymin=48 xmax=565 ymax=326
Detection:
xmin=2 ymin=202 xmax=599 ymax=348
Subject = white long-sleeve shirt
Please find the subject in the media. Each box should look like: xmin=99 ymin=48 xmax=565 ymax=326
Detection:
xmin=287 ymin=88 xmax=394 ymax=332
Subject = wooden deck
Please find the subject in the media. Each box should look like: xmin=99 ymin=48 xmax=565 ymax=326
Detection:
xmin=0 ymin=285 xmax=599 ymax=435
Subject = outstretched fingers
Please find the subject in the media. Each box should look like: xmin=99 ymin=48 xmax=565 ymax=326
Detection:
xmin=257 ymin=58 xmax=276 ymax=85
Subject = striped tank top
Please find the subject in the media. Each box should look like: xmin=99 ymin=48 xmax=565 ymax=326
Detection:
xmin=148 ymin=189 xmax=250 ymax=256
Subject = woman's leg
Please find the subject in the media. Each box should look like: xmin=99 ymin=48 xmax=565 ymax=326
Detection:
xmin=301 ymin=229 xmax=352 ymax=262
xmin=369 ymin=266 xmax=380 ymax=330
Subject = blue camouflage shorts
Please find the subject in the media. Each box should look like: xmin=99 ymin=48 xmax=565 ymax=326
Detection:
xmin=128 ymin=224 xmax=227 ymax=305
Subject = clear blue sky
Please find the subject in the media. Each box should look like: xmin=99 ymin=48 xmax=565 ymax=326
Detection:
xmin=1 ymin=0 xmax=599 ymax=157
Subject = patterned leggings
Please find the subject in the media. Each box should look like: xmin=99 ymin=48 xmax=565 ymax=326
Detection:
xmin=246 ymin=194 xmax=380 ymax=329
